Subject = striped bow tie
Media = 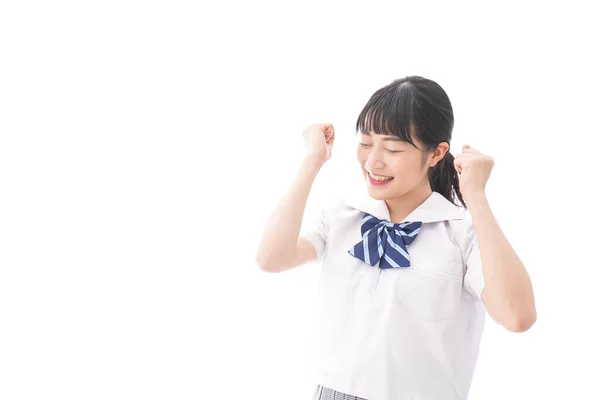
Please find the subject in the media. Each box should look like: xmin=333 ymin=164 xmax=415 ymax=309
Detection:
xmin=348 ymin=213 xmax=422 ymax=269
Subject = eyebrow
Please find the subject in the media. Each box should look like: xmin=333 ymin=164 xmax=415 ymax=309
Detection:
xmin=361 ymin=131 xmax=406 ymax=142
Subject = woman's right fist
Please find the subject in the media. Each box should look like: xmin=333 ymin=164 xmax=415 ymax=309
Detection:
xmin=302 ymin=123 xmax=335 ymax=165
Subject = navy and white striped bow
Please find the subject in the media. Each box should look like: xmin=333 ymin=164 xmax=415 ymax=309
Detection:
xmin=348 ymin=213 xmax=422 ymax=269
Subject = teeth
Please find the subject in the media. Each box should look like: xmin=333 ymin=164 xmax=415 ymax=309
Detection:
xmin=369 ymin=172 xmax=393 ymax=181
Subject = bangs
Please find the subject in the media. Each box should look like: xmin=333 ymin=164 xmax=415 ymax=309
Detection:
xmin=355 ymin=83 xmax=417 ymax=146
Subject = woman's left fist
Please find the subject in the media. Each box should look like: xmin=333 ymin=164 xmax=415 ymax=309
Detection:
xmin=454 ymin=144 xmax=494 ymax=199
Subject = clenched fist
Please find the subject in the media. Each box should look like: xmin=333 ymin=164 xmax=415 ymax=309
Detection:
xmin=454 ymin=144 xmax=494 ymax=201
xmin=303 ymin=123 xmax=335 ymax=166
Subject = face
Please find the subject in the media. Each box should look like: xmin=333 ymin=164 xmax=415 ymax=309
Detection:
xmin=356 ymin=130 xmax=448 ymax=200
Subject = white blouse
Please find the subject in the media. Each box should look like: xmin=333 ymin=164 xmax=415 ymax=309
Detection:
xmin=301 ymin=190 xmax=486 ymax=400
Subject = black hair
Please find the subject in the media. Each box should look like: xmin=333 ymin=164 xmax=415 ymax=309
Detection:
xmin=355 ymin=76 xmax=466 ymax=208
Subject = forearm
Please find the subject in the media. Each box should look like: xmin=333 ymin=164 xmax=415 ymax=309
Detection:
xmin=466 ymin=192 xmax=536 ymax=331
xmin=255 ymin=154 xmax=323 ymax=269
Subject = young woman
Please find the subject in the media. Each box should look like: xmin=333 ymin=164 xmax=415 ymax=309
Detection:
xmin=256 ymin=76 xmax=536 ymax=400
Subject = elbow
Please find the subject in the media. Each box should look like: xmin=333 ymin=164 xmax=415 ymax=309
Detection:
xmin=255 ymin=254 xmax=282 ymax=273
xmin=484 ymin=285 xmax=537 ymax=333
xmin=504 ymin=309 xmax=537 ymax=333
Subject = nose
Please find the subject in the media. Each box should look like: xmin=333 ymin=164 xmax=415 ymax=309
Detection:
xmin=365 ymin=149 xmax=385 ymax=170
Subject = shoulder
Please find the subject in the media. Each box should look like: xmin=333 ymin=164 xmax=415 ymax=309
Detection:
xmin=446 ymin=210 xmax=477 ymax=249
xmin=448 ymin=209 xmax=475 ymax=240
xmin=307 ymin=196 xmax=348 ymax=226
xmin=324 ymin=197 xmax=357 ymax=225
xmin=322 ymin=196 xmax=347 ymax=215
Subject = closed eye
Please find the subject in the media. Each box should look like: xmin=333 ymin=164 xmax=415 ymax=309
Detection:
xmin=360 ymin=143 xmax=402 ymax=154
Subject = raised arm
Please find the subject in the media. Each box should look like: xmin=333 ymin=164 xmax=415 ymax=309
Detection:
xmin=255 ymin=123 xmax=335 ymax=272
xmin=456 ymin=144 xmax=537 ymax=332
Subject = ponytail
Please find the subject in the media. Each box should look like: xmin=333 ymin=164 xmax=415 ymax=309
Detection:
xmin=428 ymin=153 xmax=466 ymax=209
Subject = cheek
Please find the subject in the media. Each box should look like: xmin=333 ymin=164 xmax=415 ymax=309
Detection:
xmin=356 ymin=147 xmax=367 ymax=165
xmin=389 ymin=156 xmax=422 ymax=177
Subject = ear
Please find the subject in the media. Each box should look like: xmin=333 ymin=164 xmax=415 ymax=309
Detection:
xmin=429 ymin=142 xmax=450 ymax=167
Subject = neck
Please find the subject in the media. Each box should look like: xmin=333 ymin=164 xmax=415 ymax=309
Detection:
xmin=385 ymin=182 xmax=433 ymax=223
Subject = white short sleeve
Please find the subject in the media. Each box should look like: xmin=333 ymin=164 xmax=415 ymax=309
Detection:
xmin=300 ymin=201 xmax=336 ymax=263
xmin=463 ymin=223 xmax=486 ymax=300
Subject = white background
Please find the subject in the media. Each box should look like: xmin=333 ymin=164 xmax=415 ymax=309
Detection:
xmin=1 ymin=1 xmax=599 ymax=399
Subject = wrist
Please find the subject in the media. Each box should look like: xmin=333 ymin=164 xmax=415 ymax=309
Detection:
xmin=302 ymin=153 xmax=325 ymax=173
xmin=463 ymin=190 xmax=487 ymax=208
xmin=304 ymin=152 xmax=325 ymax=166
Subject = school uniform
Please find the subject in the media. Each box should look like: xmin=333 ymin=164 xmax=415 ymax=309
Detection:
xmin=301 ymin=189 xmax=487 ymax=400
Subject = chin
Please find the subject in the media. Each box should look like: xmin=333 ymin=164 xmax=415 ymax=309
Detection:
xmin=365 ymin=183 xmax=391 ymax=200
xmin=365 ymin=181 xmax=409 ymax=201
xmin=368 ymin=192 xmax=387 ymax=200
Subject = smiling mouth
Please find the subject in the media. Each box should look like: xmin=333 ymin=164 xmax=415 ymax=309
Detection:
xmin=367 ymin=171 xmax=394 ymax=182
